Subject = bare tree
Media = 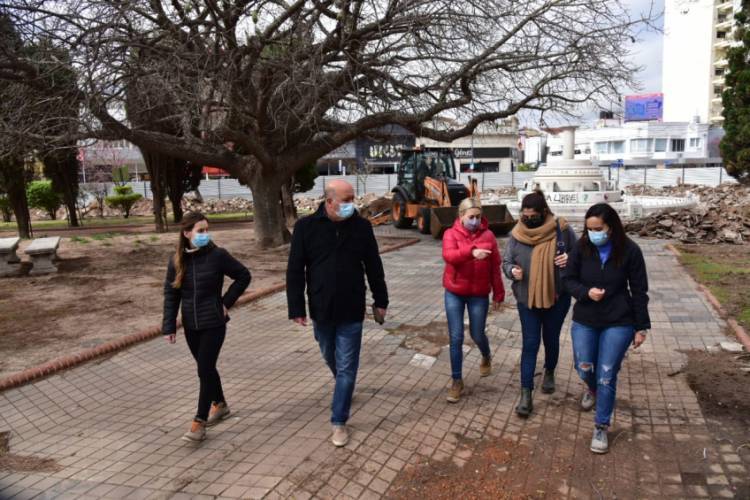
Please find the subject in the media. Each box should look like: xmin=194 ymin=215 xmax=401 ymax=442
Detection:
xmin=1 ymin=1 xmax=655 ymax=247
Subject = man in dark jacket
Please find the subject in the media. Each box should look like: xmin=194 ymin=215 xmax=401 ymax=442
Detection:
xmin=287 ymin=179 xmax=388 ymax=447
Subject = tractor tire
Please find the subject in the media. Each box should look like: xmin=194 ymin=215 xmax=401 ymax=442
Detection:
xmin=392 ymin=193 xmax=413 ymax=229
xmin=417 ymin=207 xmax=431 ymax=234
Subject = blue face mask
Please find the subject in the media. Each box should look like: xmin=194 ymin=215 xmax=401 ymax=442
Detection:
xmin=588 ymin=230 xmax=609 ymax=247
xmin=337 ymin=202 xmax=355 ymax=219
xmin=463 ymin=218 xmax=481 ymax=232
xmin=192 ymin=232 xmax=211 ymax=248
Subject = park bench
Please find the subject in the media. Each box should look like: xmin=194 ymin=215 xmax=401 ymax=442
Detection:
xmin=25 ymin=236 xmax=61 ymax=275
xmin=0 ymin=237 xmax=21 ymax=277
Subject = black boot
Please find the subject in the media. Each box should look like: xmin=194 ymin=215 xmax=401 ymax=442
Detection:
xmin=516 ymin=388 xmax=533 ymax=418
xmin=541 ymin=369 xmax=555 ymax=394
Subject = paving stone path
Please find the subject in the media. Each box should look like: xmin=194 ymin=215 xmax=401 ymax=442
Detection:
xmin=0 ymin=232 xmax=744 ymax=499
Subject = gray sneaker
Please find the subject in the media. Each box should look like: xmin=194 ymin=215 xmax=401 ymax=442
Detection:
xmin=181 ymin=420 xmax=206 ymax=442
xmin=206 ymin=402 xmax=231 ymax=427
xmin=580 ymin=390 xmax=596 ymax=412
xmin=590 ymin=426 xmax=609 ymax=454
xmin=331 ymin=424 xmax=349 ymax=447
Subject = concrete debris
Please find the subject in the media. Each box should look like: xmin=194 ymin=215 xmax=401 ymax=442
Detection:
xmin=720 ymin=341 xmax=745 ymax=353
xmin=624 ymin=184 xmax=750 ymax=244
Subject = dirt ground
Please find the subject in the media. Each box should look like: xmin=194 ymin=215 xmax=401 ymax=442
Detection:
xmin=685 ymin=350 xmax=750 ymax=498
xmin=0 ymin=222 xmax=401 ymax=379
xmin=677 ymin=244 xmax=750 ymax=331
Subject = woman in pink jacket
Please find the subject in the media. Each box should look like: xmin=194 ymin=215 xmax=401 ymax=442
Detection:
xmin=442 ymin=197 xmax=505 ymax=403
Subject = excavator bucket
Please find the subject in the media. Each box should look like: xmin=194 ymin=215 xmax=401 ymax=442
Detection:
xmin=429 ymin=204 xmax=516 ymax=239
xmin=430 ymin=207 xmax=458 ymax=239
xmin=482 ymin=204 xmax=517 ymax=236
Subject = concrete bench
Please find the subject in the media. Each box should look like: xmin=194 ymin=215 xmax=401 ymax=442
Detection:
xmin=25 ymin=236 xmax=61 ymax=275
xmin=0 ymin=237 xmax=21 ymax=277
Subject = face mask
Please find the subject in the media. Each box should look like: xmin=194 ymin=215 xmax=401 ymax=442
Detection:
xmin=192 ymin=232 xmax=211 ymax=248
xmin=588 ymin=230 xmax=609 ymax=247
xmin=463 ymin=218 xmax=481 ymax=232
xmin=522 ymin=215 xmax=544 ymax=229
xmin=337 ymin=202 xmax=355 ymax=219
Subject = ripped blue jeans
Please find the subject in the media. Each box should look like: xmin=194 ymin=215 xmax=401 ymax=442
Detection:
xmin=571 ymin=322 xmax=635 ymax=427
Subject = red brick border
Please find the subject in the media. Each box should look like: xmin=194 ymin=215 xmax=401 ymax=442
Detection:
xmin=665 ymin=243 xmax=750 ymax=352
xmin=0 ymin=237 xmax=420 ymax=392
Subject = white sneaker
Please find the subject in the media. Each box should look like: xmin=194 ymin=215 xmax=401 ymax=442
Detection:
xmin=331 ymin=424 xmax=349 ymax=447
xmin=590 ymin=426 xmax=609 ymax=454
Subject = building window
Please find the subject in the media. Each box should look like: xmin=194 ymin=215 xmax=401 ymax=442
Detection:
xmin=630 ymin=139 xmax=652 ymax=153
xmin=717 ymin=31 xmax=727 ymax=39
xmin=689 ymin=138 xmax=702 ymax=149
xmin=595 ymin=141 xmax=625 ymax=154
xmin=714 ymin=86 xmax=723 ymax=96
xmin=715 ymin=68 xmax=725 ymax=76
xmin=671 ymin=139 xmax=685 ymax=152
xmin=654 ymin=139 xmax=667 ymax=152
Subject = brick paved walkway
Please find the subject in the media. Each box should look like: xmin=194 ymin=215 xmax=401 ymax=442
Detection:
xmin=0 ymin=234 xmax=744 ymax=499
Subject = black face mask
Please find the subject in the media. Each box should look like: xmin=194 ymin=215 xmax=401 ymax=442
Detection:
xmin=522 ymin=215 xmax=544 ymax=229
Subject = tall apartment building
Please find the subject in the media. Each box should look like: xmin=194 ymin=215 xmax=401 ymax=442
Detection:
xmin=662 ymin=0 xmax=741 ymax=124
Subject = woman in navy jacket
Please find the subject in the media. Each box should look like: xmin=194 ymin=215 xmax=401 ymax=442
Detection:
xmin=563 ymin=203 xmax=650 ymax=454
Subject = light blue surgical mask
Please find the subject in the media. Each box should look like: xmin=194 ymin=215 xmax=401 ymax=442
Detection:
xmin=337 ymin=202 xmax=355 ymax=219
xmin=463 ymin=218 xmax=481 ymax=232
xmin=192 ymin=232 xmax=211 ymax=248
xmin=588 ymin=230 xmax=609 ymax=247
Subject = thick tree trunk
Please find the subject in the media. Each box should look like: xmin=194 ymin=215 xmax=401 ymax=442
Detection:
xmin=165 ymin=160 xmax=186 ymax=224
xmin=170 ymin=196 xmax=184 ymax=224
xmin=280 ymin=178 xmax=297 ymax=227
xmin=10 ymin=190 xmax=31 ymax=239
xmin=142 ymin=150 xmax=168 ymax=232
xmin=42 ymin=149 xmax=80 ymax=227
xmin=0 ymin=159 xmax=32 ymax=238
xmin=246 ymin=171 xmax=291 ymax=249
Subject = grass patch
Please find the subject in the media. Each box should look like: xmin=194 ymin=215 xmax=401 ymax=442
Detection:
xmin=90 ymin=232 xmax=118 ymax=241
xmin=70 ymin=236 xmax=90 ymax=244
xmin=678 ymin=246 xmax=750 ymax=332
xmin=0 ymin=211 xmax=253 ymax=232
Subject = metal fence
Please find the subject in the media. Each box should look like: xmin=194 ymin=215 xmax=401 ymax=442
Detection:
xmin=107 ymin=166 xmax=735 ymax=201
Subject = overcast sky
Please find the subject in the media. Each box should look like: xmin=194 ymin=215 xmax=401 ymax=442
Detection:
xmin=626 ymin=0 xmax=665 ymax=95
xmin=518 ymin=0 xmax=665 ymax=126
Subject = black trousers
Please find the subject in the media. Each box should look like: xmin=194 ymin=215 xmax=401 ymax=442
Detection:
xmin=185 ymin=325 xmax=226 ymax=421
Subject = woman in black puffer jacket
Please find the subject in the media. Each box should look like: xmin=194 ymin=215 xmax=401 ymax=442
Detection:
xmin=162 ymin=211 xmax=251 ymax=442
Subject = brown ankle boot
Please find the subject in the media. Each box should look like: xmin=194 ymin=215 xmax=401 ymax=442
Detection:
xmin=479 ymin=356 xmax=492 ymax=377
xmin=446 ymin=379 xmax=464 ymax=403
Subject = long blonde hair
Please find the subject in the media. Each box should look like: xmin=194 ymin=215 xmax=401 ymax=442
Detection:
xmin=172 ymin=212 xmax=207 ymax=288
xmin=458 ymin=197 xmax=482 ymax=216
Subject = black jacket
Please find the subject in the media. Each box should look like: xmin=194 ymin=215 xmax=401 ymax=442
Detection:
xmin=286 ymin=203 xmax=388 ymax=323
xmin=563 ymin=238 xmax=651 ymax=331
xmin=163 ymin=244 xmax=251 ymax=334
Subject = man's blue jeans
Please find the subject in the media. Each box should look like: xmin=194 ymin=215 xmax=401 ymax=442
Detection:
xmin=445 ymin=290 xmax=491 ymax=380
xmin=517 ymin=294 xmax=572 ymax=389
xmin=571 ymin=321 xmax=635 ymax=427
xmin=313 ymin=321 xmax=363 ymax=425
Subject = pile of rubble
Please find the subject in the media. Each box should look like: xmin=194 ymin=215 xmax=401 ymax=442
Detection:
xmin=481 ymin=187 xmax=518 ymax=205
xmin=624 ymin=184 xmax=750 ymax=244
xmin=182 ymin=196 xmax=253 ymax=214
xmin=294 ymin=192 xmax=394 ymax=219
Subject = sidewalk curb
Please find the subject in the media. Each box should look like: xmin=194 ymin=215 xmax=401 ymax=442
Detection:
xmin=0 ymin=236 xmax=420 ymax=392
xmin=665 ymin=243 xmax=750 ymax=352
